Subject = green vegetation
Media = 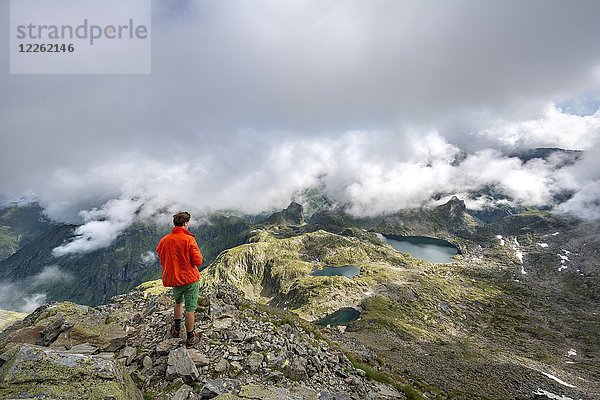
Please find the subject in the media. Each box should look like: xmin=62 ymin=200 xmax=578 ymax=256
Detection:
xmin=203 ymin=229 xmax=409 ymax=320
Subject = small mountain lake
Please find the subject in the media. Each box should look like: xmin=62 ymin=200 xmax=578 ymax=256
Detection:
xmin=310 ymin=265 xmax=360 ymax=278
xmin=315 ymin=307 xmax=360 ymax=326
xmin=376 ymin=233 xmax=459 ymax=263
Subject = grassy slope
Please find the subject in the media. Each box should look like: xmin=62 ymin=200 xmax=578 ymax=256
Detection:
xmin=202 ymin=210 xmax=599 ymax=399
xmin=202 ymin=228 xmax=411 ymax=320
xmin=339 ymin=212 xmax=599 ymax=399
xmin=0 ymin=309 xmax=27 ymax=332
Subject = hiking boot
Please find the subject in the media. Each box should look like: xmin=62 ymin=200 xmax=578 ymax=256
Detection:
xmin=185 ymin=331 xmax=200 ymax=348
xmin=170 ymin=324 xmax=181 ymax=338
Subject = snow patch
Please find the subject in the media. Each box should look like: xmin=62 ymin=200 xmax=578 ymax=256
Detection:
xmin=557 ymin=251 xmax=571 ymax=272
xmin=532 ymin=389 xmax=573 ymax=400
xmin=537 ymin=243 xmax=549 ymax=248
xmin=567 ymin=349 xmax=577 ymax=357
xmin=552 ymin=232 xmax=560 ymax=236
xmin=496 ymin=235 xmax=505 ymax=246
xmin=509 ymin=237 xmax=526 ymax=274
xmin=516 ymin=250 xmax=524 ymax=264
xmin=541 ymin=372 xmax=576 ymax=388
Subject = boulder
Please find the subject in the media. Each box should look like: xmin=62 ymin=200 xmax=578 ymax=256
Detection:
xmin=172 ymin=383 xmax=194 ymax=400
xmin=156 ymin=338 xmax=182 ymax=355
xmin=213 ymin=318 xmax=234 ymax=331
xmin=200 ymin=378 xmax=241 ymax=399
xmin=65 ymin=342 xmax=98 ymax=355
xmin=188 ymin=348 xmax=210 ymax=366
xmin=245 ymin=351 xmax=264 ymax=372
xmin=281 ymin=357 xmax=309 ymax=381
xmin=166 ymin=347 xmax=199 ymax=381
xmin=0 ymin=343 xmax=142 ymax=399
xmin=214 ymin=357 xmax=229 ymax=373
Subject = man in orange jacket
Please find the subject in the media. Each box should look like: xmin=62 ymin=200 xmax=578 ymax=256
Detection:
xmin=156 ymin=211 xmax=203 ymax=347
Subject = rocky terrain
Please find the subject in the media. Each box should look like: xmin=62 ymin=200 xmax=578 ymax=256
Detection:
xmin=0 ymin=282 xmax=404 ymax=399
xmin=1 ymin=197 xmax=599 ymax=399
xmin=199 ymin=199 xmax=600 ymax=399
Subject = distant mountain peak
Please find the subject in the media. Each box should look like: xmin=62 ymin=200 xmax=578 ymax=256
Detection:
xmin=265 ymin=202 xmax=305 ymax=226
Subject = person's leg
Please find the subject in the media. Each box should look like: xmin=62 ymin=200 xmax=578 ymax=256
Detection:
xmin=183 ymin=281 xmax=200 ymax=342
xmin=174 ymin=303 xmax=183 ymax=327
xmin=185 ymin=310 xmax=195 ymax=332
xmin=171 ymin=286 xmax=185 ymax=336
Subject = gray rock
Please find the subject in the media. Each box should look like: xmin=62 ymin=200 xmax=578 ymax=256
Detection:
xmin=200 ymin=378 xmax=241 ymax=399
xmin=142 ymin=355 xmax=153 ymax=370
xmin=268 ymin=370 xmax=284 ymax=382
xmin=230 ymin=360 xmax=243 ymax=373
xmin=172 ymin=384 xmax=194 ymax=400
xmin=156 ymin=338 xmax=182 ymax=355
xmin=266 ymin=352 xmax=283 ymax=368
xmin=245 ymin=351 xmax=264 ymax=372
xmin=0 ymin=343 xmax=143 ymax=399
xmin=229 ymin=330 xmax=245 ymax=342
xmin=320 ymin=393 xmax=352 ymax=400
xmin=120 ymin=346 xmax=137 ymax=365
xmin=38 ymin=317 xmax=72 ymax=346
xmin=188 ymin=348 xmax=211 ymax=366
xmin=373 ymin=382 xmax=404 ymax=398
xmin=103 ymin=332 xmax=128 ymax=352
xmin=210 ymin=303 xmax=238 ymax=319
xmin=213 ymin=318 xmax=234 ymax=330
xmin=166 ymin=347 xmax=199 ymax=381
xmin=66 ymin=342 xmax=98 ymax=355
xmin=281 ymin=357 xmax=309 ymax=381
xmin=291 ymin=385 xmax=319 ymax=400
xmin=214 ymin=357 xmax=229 ymax=373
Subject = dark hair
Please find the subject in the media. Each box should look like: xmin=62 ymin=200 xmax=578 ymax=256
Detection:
xmin=173 ymin=211 xmax=191 ymax=227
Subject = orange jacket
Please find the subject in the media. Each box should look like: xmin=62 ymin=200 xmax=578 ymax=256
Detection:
xmin=156 ymin=226 xmax=203 ymax=287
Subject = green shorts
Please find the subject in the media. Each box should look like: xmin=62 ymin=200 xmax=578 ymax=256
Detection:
xmin=172 ymin=281 xmax=199 ymax=312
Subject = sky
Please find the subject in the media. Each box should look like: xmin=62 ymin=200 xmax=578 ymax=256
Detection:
xmin=2 ymin=0 xmax=600 ymax=255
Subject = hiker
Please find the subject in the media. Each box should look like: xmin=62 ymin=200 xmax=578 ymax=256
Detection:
xmin=156 ymin=211 xmax=203 ymax=347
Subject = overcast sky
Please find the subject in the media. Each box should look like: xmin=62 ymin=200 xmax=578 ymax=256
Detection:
xmin=2 ymin=0 xmax=600 ymax=253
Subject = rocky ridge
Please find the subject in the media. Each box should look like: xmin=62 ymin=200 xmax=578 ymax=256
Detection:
xmin=0 ymin=282 xmax=403 ymax=399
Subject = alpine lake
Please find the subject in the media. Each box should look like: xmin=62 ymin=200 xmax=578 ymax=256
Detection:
xmin=376 ymin=233 xmax=459 ymax=263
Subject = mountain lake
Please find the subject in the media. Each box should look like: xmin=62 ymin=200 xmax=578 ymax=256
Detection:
xmin=376 ymin=233 xmax=459 ymax=263
xmin=315 ymin=307 xmax=361 ymax=326
xmin=310 ymin=265 xmax=361 ymax=278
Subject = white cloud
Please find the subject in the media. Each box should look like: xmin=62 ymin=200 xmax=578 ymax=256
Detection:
xmin=52 ymin=197 xmax=145 ymax=256
xmin=31 ymin=265 xmax=73 ymax=286
xmin=478 ymin=104 xmax=600 ymax=150
xmin=0 ymin=0 xmax=600 ymax=241
xmin=0 ymin=266 xmax=72 ymax=312
xmin=21 ymin=294 xmax=47 ymax=313
xmin=140 ymin=251 xmax=157 ymax=264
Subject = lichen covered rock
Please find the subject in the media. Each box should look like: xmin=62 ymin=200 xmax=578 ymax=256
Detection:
xmin=0 ymin=343 xmax=142 ymax=399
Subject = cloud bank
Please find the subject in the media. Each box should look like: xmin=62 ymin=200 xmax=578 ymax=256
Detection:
xmin=1 ymin=1 xmax=600 ymax=254
xmin=0 ymin=266 xmax=73 ymax=312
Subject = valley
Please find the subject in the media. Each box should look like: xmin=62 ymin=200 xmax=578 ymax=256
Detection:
xmin=0 ymin=198 xmax=598 ymax=399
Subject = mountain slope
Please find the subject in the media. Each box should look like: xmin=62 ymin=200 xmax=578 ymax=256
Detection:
xmin=0 ymin=205 xmax=251 ymax=309
xmin=0 ymin=283 xmax=404 ymax=399
xmin=199 ymin=201 xmax=599 ymax=399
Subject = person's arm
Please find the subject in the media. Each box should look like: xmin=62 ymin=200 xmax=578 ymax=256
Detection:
xmin=189 ymin=239 xmax=203 ymax=267
xmin=156 ymin=241 xmax=163 ymax=264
